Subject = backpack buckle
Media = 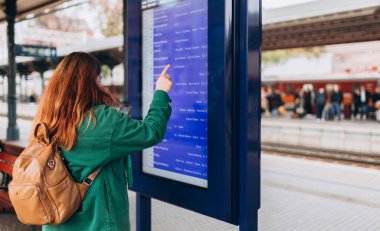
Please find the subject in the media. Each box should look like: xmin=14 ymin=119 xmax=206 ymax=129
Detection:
xmin=47 ymin=160 xmax=55 ymax=169
xmin=83 ymin=178 xmax=93 ymax=187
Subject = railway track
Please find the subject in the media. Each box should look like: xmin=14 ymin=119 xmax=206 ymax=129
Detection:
xmin=262 ymin=142 xmax=380 ymax=168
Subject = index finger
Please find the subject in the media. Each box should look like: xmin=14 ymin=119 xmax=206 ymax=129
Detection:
xmin=160 ymin=64 xmax=170 ymax=77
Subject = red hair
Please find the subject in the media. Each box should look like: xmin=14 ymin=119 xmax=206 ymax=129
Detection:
xmin=34 ymin=52 xmax=120 ymax=150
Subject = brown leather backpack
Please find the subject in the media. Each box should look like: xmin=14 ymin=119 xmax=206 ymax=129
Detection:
xmin=8 ymin=122 xmax=101 ymax=225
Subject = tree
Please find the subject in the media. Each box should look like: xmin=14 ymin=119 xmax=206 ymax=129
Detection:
xmin=29 ymin=10 xmax=90 ymax=33
xmin=89 ymin=0 xmax=123 ymax=37
xmin=262 ymin=47 xmax=325 ymax=70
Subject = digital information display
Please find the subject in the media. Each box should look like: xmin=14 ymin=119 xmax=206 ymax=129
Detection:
xmin=142 ymin=0 xmax=208 ymax=188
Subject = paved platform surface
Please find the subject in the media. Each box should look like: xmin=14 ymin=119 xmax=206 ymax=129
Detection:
xmin=262 ymin=116 xmax=380 ymax=155
xmin=0 ymin=102 xmax=37 ymax=121
xmin=262 ymin=115 xmax=380 ymax=133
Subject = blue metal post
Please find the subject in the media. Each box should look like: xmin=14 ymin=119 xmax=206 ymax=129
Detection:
xmin=238 ymin=0 xmax=261 ymax=230
xmin=136 ymin=193 xmax=152 ymax=231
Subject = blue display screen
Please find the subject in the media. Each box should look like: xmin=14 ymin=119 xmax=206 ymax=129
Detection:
xmin=142 ymin=0 xmax=208 ymax=188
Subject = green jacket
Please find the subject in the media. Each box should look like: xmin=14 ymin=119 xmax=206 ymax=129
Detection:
xmin=43 ymin=90 xmax=172 ymax=231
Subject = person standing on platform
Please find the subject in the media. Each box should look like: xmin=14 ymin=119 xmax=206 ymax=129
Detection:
xmin=352 ymin=88 xmax=361 ymax=120
xmin=372 ymin=87 xmax=380 ymax=104
xmin=373 ymin=87 xmax=380 ymax=121
xmin=371 ymin=87 xmax=380 ymax=114
xmin=315 ymin=88 xmax=327 ymax=122
xmin=266 ymin=87 xmax=274 ymax=115
xmin=330 ymin=84 xmax=343 ymax=121
xmin=304 ymin=87 xmax=314 ymax=115
xmin=359 ymin=85 xmax=370 ymax=120
xmin=261 ymin=86 xmax=268 ymax=115
xmin=34 ymin=52 xmax=173 ymax=231
xmin=271 ymin=89 xmax=285 ymax=116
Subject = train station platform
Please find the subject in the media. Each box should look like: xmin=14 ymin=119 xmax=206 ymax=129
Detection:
xmin=262 ymin=116 xmax=380 ymax=156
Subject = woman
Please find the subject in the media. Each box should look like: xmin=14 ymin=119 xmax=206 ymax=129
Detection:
xmin=34 ymin=52 xmax=173 ymax=231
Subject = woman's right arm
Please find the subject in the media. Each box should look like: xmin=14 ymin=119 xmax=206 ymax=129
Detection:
xmin=109 ymin=65 xmax=173 ymax=161
xmin=109 ymin=90 xmax=171 ymax=160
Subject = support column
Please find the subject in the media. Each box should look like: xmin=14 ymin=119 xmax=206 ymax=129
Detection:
xmin=5 ymin=0 xmax=19 ymax=141
xmin=40 ymin=71 xmax=45 ymax=93
xmin=136 ymin=193 xmax=151 ymax=231
xmin=237 ymin=0 xmax=261 ymax=230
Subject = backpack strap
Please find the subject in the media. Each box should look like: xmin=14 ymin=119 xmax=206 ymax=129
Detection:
xmin=34 ymin=122 xmax=50 ymax=145
xmin=77 ymin=167 xmax=102 ymax=200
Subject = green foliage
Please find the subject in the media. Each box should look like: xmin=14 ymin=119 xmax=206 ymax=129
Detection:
xmin=101 ymin=65 xmax=111 ymax=79
xmin=90 ymin=0 xmax=123 ymax=37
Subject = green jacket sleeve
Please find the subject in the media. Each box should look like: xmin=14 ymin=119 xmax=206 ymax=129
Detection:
xmin=109 ymin=90 xmax=172 ymax=161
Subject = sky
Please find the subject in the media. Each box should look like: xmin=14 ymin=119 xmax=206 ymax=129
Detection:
xmin=263 ymin=0 xmax=318 ymax=9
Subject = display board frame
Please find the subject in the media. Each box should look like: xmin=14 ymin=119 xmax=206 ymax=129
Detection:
xmin=126 ymin=0 xmax=262 ymax=227
xmin=127 ymin=0 xmax=237 ymax=223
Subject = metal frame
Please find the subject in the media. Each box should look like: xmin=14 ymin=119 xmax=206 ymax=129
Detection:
xmin=126 ymin=0 xmax=261 ymax=230
xmin=237 ymin=0 xmax=262 ymax=229
xmin=127 ymin=0 xmax=235 ymax=223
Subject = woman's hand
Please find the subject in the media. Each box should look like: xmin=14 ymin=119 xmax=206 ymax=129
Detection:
xmin=155 ymin=65 xmax=173 ymax=93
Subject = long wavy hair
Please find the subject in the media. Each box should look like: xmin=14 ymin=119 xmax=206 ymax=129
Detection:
xmin=33 ymin=52 xmax=120 ymax=150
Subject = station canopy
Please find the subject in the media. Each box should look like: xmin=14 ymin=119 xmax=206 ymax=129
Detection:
xmin=1 ymin=0 xmax=380 ymax=51
xmin=0 ymin=0 xmax=67 ymax=23
xmin=263 ymin=0 xmax=380 ymax=50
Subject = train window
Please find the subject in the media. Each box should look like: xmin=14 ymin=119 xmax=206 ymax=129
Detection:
xmin=326 ymin=84 xmax=334 ymax=92
xmin=352 ymin=83 xmax=361 ymax=92
xmin=302 ymin=84 xmax=313 ymax=91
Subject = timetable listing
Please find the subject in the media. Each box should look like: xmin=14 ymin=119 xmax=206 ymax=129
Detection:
xmin=142 ymin=0 xmax=208 ymax=185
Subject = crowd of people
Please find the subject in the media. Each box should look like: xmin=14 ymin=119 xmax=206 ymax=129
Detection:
xmin=261 ymin=84 xmax=380 ymax=122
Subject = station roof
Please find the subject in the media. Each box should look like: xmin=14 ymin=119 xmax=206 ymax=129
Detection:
xmin=1 ymin=0 xmax=380 ymax=53
xmin=263 ymin=0 xmax=380 ymax=50
xmin=263 ymin=0 xmax=380 ymax=25
xmin=0 ymin=0 xmax=66 ymax=23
